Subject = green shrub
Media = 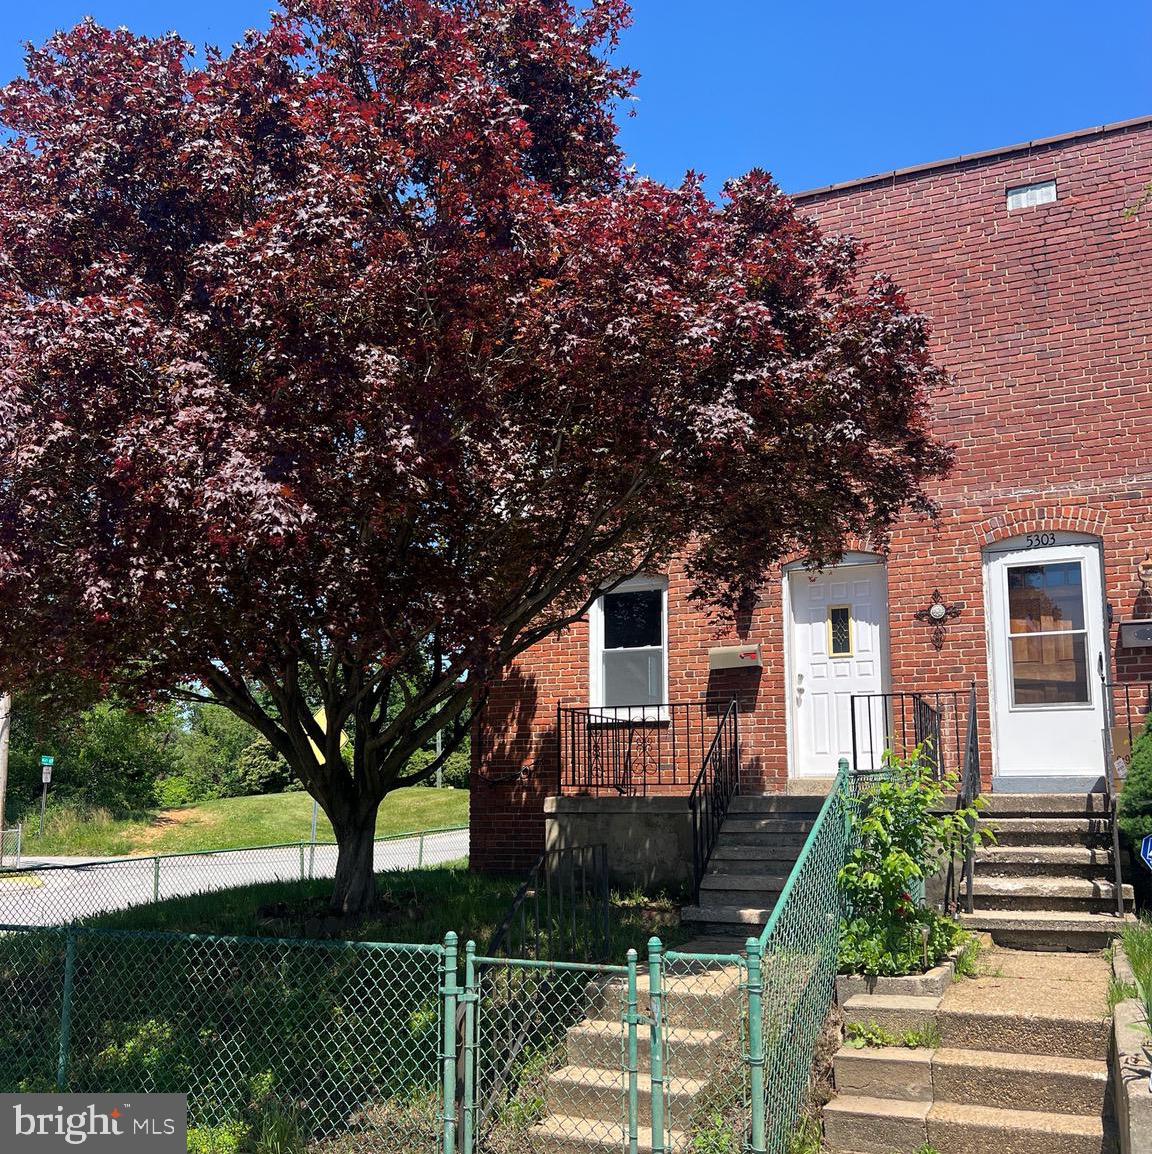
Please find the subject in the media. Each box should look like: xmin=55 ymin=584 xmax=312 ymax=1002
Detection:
xmin=236 ymin=739 xmax=301 ymax=796
xmin=408 ymin=743 xmax=470 ymax=790
xmin=838 ymin=750 xmax=987 ymax=977
xmin=1119 ymin=713 xmax=1152 ymax=845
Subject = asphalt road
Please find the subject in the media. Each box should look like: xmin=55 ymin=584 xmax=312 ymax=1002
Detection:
xmin=0 ymin=827 xmax=469 ymax=927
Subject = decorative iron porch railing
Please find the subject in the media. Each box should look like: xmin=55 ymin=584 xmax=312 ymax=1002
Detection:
xmin=557 ymin=701 xmax=730 ymax=796
xmin=847 ymin=688 xmax=968 ymax=777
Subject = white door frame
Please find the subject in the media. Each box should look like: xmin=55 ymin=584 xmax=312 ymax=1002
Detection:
xmin=784 ymin=553 xmax=891 ymax=779
xmin=982 ymin=532 xmax=1108 ymax=792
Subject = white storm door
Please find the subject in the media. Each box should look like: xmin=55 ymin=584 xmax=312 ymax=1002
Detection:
xmin=790 ymin=564 xmax=889 ymax=777
xmin=986 ymin=542 xmax=1106 ymax=780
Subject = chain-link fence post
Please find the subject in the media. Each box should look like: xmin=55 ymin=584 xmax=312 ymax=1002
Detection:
xmin=647 ymin=937 xmax=666 ymax=1154
xmin=746 ymin=936 xmax=767 ymax=1154
xmin=626 ymin=947 xmax=640 ymax=1154
xmin=461 ymin=940 xmax=476 ymax=1154
xmin=152 ymin=856 xmax=160 ymax=903
xmin=55 ymin=925 xmax=78 ymax=1091
xmin=441 ymin=932 xmax=459 ymax=1154
xmin=418 ymin=833 xmax=426 ymax=868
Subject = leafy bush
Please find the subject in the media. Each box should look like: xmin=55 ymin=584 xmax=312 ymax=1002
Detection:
xmin=838 ymin=751 xmax=987 ymax=977
xmin=7 ymin=702 xmax=179 ymax=819
xmin=1119 ymin=712 xmax=1152 ymax=845
xmin=408 ymin=742 xmax=470 ymax=790
xmin=235 ymin=739 xmax=301 ymax=797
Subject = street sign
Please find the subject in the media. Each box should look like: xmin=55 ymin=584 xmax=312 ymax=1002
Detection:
xmin=41 ymin=766 xmax=52 ymax=783
xmin=1141 ymin=834 xmax=1152 ymax=874
xmin=40 ymin=755 xmax=54 ymax=767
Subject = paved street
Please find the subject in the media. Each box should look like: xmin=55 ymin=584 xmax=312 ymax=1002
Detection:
xmin=0 ymin=827 xmax=469 ymax=927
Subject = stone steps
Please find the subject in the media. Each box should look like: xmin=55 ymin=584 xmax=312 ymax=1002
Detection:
xmin=980 ymin=793 xmax=1109 ymax=817
xmin=529 ymin=1115 xmax=689 ymax=1154
xmin=958 ymin=907 xmax=1134 ymax=952
xmin=566 ymin=1019 xmax=724 ymax=1077
xmin=841 ymin=993 xmax=941 ymax=1037
xmin=825 ymin=1096 xmax=1107 ymax=1154
xmin=543 ymin=1066 xmax=706 ymax=1126
xmin=684 ymin=795 xmax=816 ymax=938
xmin=975 ymin=844 xmax=1115 ymax=878
xmin=727 ymin=794 xmax=823 ymax=815
xmin=971 ymin=874 xmax=1133 ymax=913
xmin=833 ymin=1045 xmax=1108 ymax=1116
xmin=986 ymin=816 xmax=1111 ymax=847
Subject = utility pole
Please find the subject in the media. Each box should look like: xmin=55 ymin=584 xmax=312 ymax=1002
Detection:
xmin=0 ymin=692 xmax=11 ymax=867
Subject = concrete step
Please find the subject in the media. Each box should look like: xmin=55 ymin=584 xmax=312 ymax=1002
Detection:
xmin=832 ymin=1046 xmax=933 ymax=1102
xmin=585 ymin=967 xmax=744 ymax=1022
xmin=957 ymin=908 xmax=1134 ymax=953
xmin=983 ymin=817 xmax=1111 ymax=847
xmin=566 ymin=1019 xmax=724 ymax=1078
xmin=925 ymin=1100 xmax=1106 ymax=1154
xmin=701 ymin=857 xmax=792 ymax=879
xmin=981 ymin=792 xmax=1108 ymax=817
xmin=823 ymin=1094 xmax=931 ymax=1154
xmin=841 ymin=993 xmax=941 ymax=1037
xmin=680 ymin=903 xmax=772 ymax=935
xmin=544 ymin=1066 xmax=706 ymax=1127
xmin=938 ymin=1001 xmax=1110 ymax=1062
xmin=932 ymin=1046 xmax=1109 ymax=1117
xmin=528 ymin=1115 xmax=689 ymax=1154
xmin=727 ymin=794 xmax=824 ymax=815
xmin=971 ymin=875 xmax=1133 ymax=913
xmin=974 ymin=844 xmax=1115 ymax=878
xmin=709 ymin=842 xmax=805 ymax=863
xmin=698 ymin=875 xmax=786 ymax=908
xmin=718 ymin=817 xmax=815 ymax=836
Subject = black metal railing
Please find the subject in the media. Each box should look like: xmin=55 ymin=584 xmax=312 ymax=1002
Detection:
xmin=956 ymin=680 xmax=980 ymax=915
xmin=1101 ymin=677 xmax=1150 ymax=919
xmin=688 ymin=700 xmax=741 ymax=902
xmin=485 ymin=843 xmax=611 ymax=963
xmin=558 ymin=702 xmax=722 ymax=795
xmin=848 ymin=689 xmax=968 ymax=777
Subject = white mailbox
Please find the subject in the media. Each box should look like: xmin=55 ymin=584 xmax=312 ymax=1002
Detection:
xmin=708 ymin=643 xmax=763 ymax=670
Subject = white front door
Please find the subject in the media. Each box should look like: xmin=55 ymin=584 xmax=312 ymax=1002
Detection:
xmin=789 ymin=562 xmax=889 ymax=777
xmin=985 ymin=538 xmax=1107 ymax=783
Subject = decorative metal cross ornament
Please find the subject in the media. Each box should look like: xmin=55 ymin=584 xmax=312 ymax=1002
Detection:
xmin=914 ymin=589 xmax=964 ymax=650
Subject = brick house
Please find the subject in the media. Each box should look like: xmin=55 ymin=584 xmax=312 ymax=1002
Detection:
xmin=470 ymin=116 xmax=1152 ymax=893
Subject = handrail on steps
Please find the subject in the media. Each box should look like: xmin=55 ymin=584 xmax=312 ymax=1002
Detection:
xmin=687 ymin=699 xmax=740 ymax=903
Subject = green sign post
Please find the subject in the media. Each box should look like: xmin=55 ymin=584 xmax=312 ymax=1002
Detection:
xmin=38 ymin=755 xmax=54 ymax=837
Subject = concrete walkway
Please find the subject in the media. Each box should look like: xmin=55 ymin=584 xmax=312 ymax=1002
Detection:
xmin=828 ymin=942 xmax=1115 ymax=1154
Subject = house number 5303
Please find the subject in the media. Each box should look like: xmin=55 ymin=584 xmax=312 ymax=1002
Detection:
xmin=1025 ymin=533 xmax=1057 ymax=548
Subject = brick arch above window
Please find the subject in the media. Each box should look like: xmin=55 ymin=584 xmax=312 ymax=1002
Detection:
xmin=975 ymin=505 xmax=1109 ymax=548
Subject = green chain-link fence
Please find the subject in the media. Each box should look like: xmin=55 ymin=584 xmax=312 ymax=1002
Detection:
xmin=0 ymin=924 xmax=445 ymax=1153
xmin=0 ymin=770 xmax=856 ymax=1154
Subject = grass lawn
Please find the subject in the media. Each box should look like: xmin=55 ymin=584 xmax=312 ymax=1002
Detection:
xmin=29 ymin=787 xmax=469 ymax=857
xmin=85 ymin=864 xmax=689 ymax=956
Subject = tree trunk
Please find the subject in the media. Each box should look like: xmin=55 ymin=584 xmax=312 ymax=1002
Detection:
xmin=329 ymin=804 xmax=380 ymax=917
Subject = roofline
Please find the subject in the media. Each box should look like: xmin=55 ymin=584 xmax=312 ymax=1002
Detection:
xmin=791 ymin=114 xmax=1152 ymax=203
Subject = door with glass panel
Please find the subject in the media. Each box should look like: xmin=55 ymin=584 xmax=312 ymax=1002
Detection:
xmin=985 ymin=540 xmax=1106 ymax=781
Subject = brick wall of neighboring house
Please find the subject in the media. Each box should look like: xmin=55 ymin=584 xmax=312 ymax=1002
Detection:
xmin=471 ymin=117 xmax=1152 ymax=875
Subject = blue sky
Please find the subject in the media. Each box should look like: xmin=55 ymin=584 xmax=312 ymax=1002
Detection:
xmin=1 ymin=1 xmax=1149 ymax=194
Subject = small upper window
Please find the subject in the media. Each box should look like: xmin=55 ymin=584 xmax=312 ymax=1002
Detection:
xmin=829 ymin=606 xmax=853 ymax=657
xmin=591 ymin=578 xmax=667 ymax=709
xmin=1007 ymin=180 xmax=1056 ymax=211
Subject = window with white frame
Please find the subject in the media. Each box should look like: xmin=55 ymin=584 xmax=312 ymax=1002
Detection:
xmin=589 ymin=577 xmax=667 ymax=709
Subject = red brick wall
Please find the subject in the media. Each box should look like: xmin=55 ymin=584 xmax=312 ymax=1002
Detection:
xmin=472 ymin=119 xmax=1152 ymax=874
